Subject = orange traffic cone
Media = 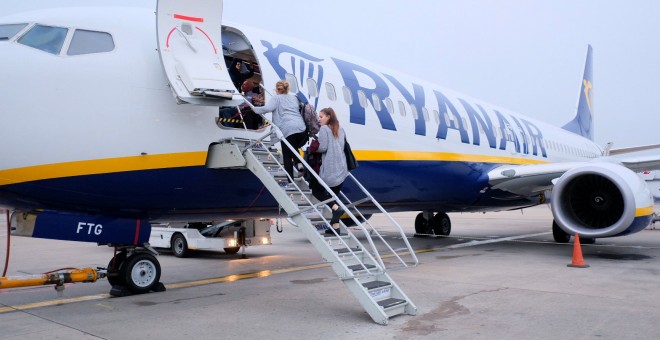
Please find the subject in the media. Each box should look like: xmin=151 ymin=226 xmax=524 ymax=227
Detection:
xmin=567 ymin=233 xmax=589 ymax=268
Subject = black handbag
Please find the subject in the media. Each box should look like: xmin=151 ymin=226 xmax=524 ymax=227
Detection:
xmin=344 ymin=138 xmax=358 ymax=171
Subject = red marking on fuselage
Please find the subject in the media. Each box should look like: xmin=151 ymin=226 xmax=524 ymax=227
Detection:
xmin=173 ymin=14 xmax=204 ymax=22
xmin=134 ymin=219 xmax=141 ymax=245
xmin=195 ymin=27 xmax=217 ymax=54
xmin=165 ymin=27 xmax=176 ymax=48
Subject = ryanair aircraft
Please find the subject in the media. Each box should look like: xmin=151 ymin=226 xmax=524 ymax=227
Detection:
xmin=1 ymin=0 xmax=659 ymax=294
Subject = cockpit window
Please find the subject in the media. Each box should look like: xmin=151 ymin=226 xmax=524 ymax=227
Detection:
xmin=17 ymin=24 xmax=68 ymax=55
xmin=0 ymin=23 xmax=27 ymax=40
xmin=67 ymin=29 xmax=114 ymax=55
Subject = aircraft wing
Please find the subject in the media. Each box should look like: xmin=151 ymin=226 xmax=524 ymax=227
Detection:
xmin=488 ymin=152 xmax=660 ymax=197
xmin=487 ymin=162 xmax=581 ymax=197
xmin=612 ymin=154 xmax=660 ymax=172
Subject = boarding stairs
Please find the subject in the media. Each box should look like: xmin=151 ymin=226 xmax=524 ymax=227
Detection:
xmin=206 ymin=123 xmax=418 ymax=325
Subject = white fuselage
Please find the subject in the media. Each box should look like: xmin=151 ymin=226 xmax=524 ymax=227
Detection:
xmin=0 ymin=2 xmax=602 ymax=219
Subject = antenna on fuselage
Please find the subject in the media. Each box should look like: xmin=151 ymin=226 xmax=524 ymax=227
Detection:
xmin=603 ymin=142 xmax=613 ymax=156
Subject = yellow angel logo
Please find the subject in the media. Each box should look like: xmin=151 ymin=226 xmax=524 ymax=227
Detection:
xmin=583 ymin=79 xmax=593 ymax=112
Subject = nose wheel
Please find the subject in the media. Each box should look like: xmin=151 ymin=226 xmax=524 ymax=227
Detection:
xmin=107 ymin=250 xmax=165 ymax=296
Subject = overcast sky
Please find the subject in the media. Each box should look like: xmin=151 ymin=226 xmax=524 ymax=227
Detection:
xmin=4 ymin=1 xmax=659 ymax=149
xmin=223 ymin=1 xmax=660 ymax=149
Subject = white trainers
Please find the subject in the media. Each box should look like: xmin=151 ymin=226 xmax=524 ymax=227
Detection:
xmin=283 ymin=183 xmax=297 ymax=191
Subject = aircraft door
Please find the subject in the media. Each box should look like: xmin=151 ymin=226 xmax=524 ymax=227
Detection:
xmin=156 ymin=0 xmax=243 ymax=106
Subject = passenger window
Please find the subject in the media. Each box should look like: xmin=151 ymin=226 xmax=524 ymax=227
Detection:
xmin=385 ymin=98 xmax=394 ymax=115
xmin=433 ymin=110 xmax=440 ymax=124
xmin=342 ymin=86 xmax=353 ymax=105
xmin=371 ymin=93 xmax=382 ymax=111
xmin=398 ymin=101 xmax=406 ymax=117
xmin=410 ymin=105 xmax=419 ymax=120
xmin=18 ymin=24 xmax=68 ymax=55
xmin=422 ymin=107 xmax=430 ymax=122
xmin=357 ymin=90 xmax=367 ymax=108
xmin=0 ymin=23 xmax=27 ymax=40
xmin=67 ymin=29 xmax=114 ymax=55
xmin=325 ymin=82 xmax=337 ymax=101
xmin=306 ymin=78 xmax=318 ymax=97
xmin=285 ymin=73 xmax=299 ymax=93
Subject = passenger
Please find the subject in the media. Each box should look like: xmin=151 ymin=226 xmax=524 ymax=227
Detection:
xmin=228 ymin=59 xmax=254 ymax=92
xmin=315 ymin=107 xmax=349 ymax=235
xmin=217 ymin=80 xmax=263 ymax=129
xmin=239 ymin=80 xmax=264 ymax=129
xmin=252 ymin=80 xmax=307 ymax=189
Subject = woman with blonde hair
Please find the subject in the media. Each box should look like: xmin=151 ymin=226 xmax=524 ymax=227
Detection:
xmin=252 ymin=80 xmax=307 ymax=189
xmin=315 ymin=107 xmax=349 ymax=235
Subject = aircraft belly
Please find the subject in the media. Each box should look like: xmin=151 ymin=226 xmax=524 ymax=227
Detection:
xmin=0 ymin=160 xmax=535 ymax=218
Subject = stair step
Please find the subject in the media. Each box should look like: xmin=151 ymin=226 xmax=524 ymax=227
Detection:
xmin=362 ymin=280 xmax=391 ymax=290
xmin=335 ymin=247 xmax=361 ymax=254
xmin=377 ymin=298 xmax=407 ymax=310
xmin=324 ymin=232 xmax=350 ymax=238
xmin=348 ymin=263 xmax=376 ymax=272
xmin=285 ymin=188 xmax=311 ymax=193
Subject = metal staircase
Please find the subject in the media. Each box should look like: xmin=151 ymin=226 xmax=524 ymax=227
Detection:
xmin=206 ymin=126 xmax=418 ymax=325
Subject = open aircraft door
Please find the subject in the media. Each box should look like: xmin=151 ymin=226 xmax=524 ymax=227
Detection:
xmin=156 ymin=0 xmax=243 ymax=106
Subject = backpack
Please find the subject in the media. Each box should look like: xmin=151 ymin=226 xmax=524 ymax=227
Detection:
xmin=297 ymin=97 xmax=320 ymax=137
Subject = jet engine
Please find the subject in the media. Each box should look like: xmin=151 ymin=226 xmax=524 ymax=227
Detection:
xmin=551 ymin=162 xmax=654 ymax=238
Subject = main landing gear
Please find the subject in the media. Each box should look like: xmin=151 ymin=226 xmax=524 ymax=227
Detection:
xmin=552 ymin=220 xmax=595 ymax=244
xmin=107 ymin=246 xmax=165 ymax=297
xmin=414 ymin=211 xmax=451 ymax=236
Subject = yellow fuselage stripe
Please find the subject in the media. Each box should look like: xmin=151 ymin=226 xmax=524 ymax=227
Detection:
xmin=0 ymin=152 xmax=208 ymax=186
xmin=0 ymin=150 xmax=547 ymax=186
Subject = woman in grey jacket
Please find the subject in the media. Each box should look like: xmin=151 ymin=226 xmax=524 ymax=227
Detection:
xmin=252 ymin=80 xmax=307 ymax=188
xmin=316 ymin=107 xmax=349 ymax=235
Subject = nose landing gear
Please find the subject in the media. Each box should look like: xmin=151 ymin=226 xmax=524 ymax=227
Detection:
xmin=107 ymin=247 xmax=165 ymax=297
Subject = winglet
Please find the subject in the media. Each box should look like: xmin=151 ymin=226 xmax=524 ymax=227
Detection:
xmin=562 ymin=45 xmax=594 ymax=140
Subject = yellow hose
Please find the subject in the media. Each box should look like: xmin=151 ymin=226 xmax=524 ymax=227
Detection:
xmin=0 ymin=268 xmax=99 ymax=289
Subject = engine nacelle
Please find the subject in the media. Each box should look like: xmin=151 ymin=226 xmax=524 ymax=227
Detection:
xmin=551 ymin=162 xmax=654 ymax=238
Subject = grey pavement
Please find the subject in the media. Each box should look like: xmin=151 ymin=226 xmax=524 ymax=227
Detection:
xmin=1 ymin=205 xmax=659 ymax=339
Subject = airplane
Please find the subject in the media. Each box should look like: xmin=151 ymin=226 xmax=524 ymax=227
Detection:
xmin=638 ymin=171 xmax=660 ymax=201
xmin=1 ymin=0 xmax=659 ymax=296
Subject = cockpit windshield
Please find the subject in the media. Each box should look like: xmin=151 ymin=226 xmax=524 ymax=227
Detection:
xmin=0 ymin=23 xmax=27 ymax=40
xmin=17 ymin=24 xmax=68 ymax=55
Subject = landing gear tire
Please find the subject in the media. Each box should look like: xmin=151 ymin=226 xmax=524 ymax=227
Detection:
xmin=431 ymin=213 xmax=451 ymax=236
xmin=121 ymin=252 xmax=161 ymax=294
xmin=552 ymin=220 xmax=571 ymax=243
xmin=580 ymin=237 xmax=596 ymax=244
xmin=414 ymin=213 xmax=430 ymax=234
xmin=107 ymin=251 xmax=127 ymax=286
xmin=224 ymin=247 xmax=240 ymax=255
xmin=171 ymin=234 xmax=189 ymax=258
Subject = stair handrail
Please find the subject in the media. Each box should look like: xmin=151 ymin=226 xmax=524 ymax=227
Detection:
xmin=339 ymin=175 xmax=419 ymax=268
xmin=242 ymin=96 xmax=414 ymax=271
xmin=238 ymin=111 xmax=387 ymax=273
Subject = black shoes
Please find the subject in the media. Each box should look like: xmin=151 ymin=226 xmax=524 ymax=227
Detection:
xmin=324 ymin=228 xmax=341 ymax=236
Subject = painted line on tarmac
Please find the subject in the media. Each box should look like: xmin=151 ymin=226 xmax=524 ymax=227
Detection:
xmin=440 ymin=232 xmax=552 ymax=249
xmin=0 ymin=231 xmax=550 ymax=314
xmin=0 ymin=294 xmax=111 ymax=313
xmin=0 ymin=263 xmax=333 ymax=314
xmin=410 ymin=232 xmax=553 ymax=255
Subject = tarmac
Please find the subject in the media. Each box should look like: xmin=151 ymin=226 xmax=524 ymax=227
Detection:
xmin=1 ymin=204 xmax=660 ymax=339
